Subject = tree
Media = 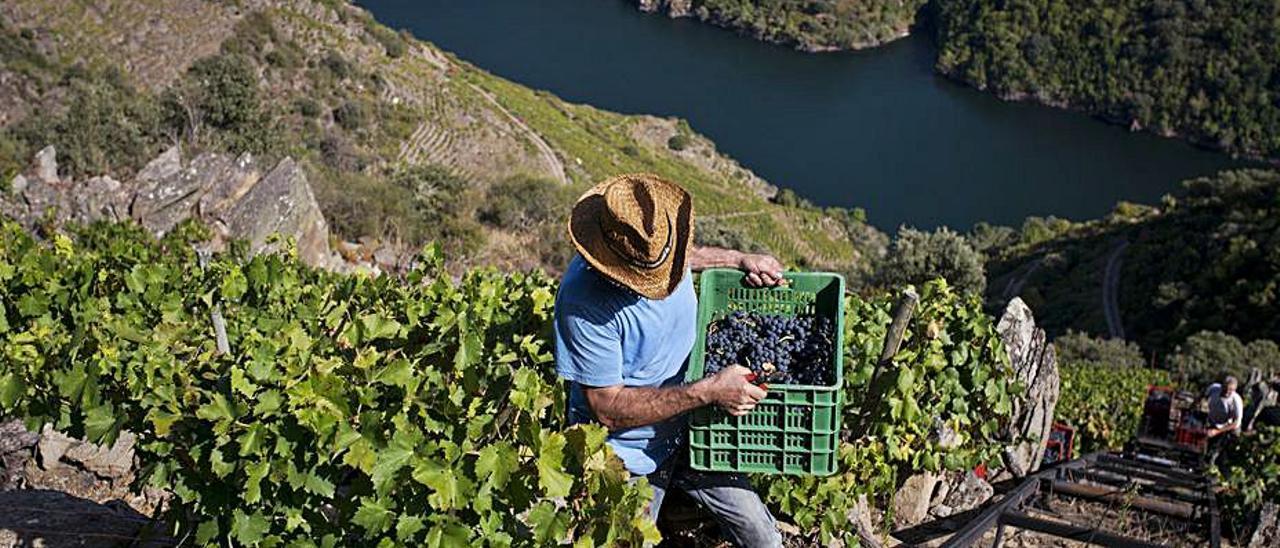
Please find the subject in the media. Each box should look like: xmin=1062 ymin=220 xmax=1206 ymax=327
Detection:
xmin=875 ymin=227 xmax=986 ymax=295
xmin=1167 ymin=331 xmax=1280 ymax=388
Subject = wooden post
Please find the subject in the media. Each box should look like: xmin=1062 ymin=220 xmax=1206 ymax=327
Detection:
xmin=853 ymin=287 xmax=918 ymax=436
xmin=194 ymin=246 xmax=231 ymax=356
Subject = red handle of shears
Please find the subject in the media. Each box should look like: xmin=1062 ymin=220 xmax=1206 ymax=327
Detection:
xmin=743 ymin=372 xmax=768 ymax=390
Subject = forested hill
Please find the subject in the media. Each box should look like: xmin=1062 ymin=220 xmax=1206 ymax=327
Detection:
xmin=981 ymin=169 xmax=1280 ymax=358
xmin=934 ymin=0 xmax=1280 ymax=162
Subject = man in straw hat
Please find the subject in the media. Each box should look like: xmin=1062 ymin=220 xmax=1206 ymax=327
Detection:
xmin=555 ymin=173 xmax=785 ymax=546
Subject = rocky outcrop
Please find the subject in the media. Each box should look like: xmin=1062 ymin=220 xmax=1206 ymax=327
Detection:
xmin=3 ymin=145 xmax=339 ymax=269
xmin=0 ymin=419 xmax=39 ymax=489
xmin=928 ymin=471 xmax=994 ymax=519
xmin=993 ymin=297 xmax=1060 ymax=481
xmin=892 ymin=471 xmax=941 ymax=528
xmin=638 ymin=0 xmax=694 ymax=17
xmin=1250 ymin=502 xmax=1279 ymax=548
xmin=37 ymin=426 xmax=136 ymax=480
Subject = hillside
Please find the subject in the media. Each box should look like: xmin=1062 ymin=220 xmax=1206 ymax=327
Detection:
xmin=0 ymin=0 xmax=884 ymax=281
xmin=637 ymin=0 xmax=925 ymax=51
xmin=983 ymin=169 xmax=1280 ymax=355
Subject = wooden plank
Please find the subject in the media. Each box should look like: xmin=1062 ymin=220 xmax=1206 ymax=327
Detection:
xmin=1002 ymin=511 xmax=1168 ymax=548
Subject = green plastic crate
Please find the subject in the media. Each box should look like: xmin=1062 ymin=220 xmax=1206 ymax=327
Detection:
xmin=685 ymin=269 xmax=845 ymax=476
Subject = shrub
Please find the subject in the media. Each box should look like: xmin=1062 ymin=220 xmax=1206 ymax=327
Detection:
xmin=1215 ymin=425 xmax=1280 ymax=540
xmin=876 ymin=226 xmax=987 ymax=296
xmin=666 ymin=134 xmax=691 ymax=151
xmin=317 ymin=132 xmax=367 ymax=172
xmin=366 ymin=23 xmax=407 ymax=58
xmin=333 ymin=100 xmax=370 ymax=131
xmin=477 ymin=176 xmax=574 ymax=231
xmin=11 ymin=66 xmax=165 ymax=177
xmin=264 ymin=41 xmax=305 ymax=70
xmin=294 ymin=97 xmax=323 ymax=119
xmin=693 ymin=218 xmax=768 ymax=254
xmin=322 ymin=51 xmax=354 ymax=80
xmin=1019 ymin=216 xmax=1074 ymax=247
xmin=967 ymin=222 xmax=1018 ymax=256
xmin=1167 ymin=331 xmax=1280 ymax=388
xmin=1054 ymin=331 xmax=1146 ymax=368
xmin=170 ymin=53 xmax=277 ymax=155
xmin=771 ymin=188 xmax=813 ymax=208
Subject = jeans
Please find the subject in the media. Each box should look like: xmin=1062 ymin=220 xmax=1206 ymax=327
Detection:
xmin=644 ymin=448 xmax=783 ymax=548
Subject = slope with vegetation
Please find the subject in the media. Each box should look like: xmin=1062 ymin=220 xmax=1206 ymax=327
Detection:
xmin=0 ymin=0 xmax=885 ymax=281
xmin=0 ymin=220 xmax=1019 ymax=546
xmin=639 ymin=0 xmax=926 ymax=51
xmin=981 ymin=170 xmax=1280 ymax=362
xmin=934 ymin=0 xmax=1280 ymax=161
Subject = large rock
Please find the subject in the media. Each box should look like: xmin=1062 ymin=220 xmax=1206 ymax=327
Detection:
xmin=892 ymin=471 xmax=942 ymax=528
xmin=33 ymin=145 xmax=58 ymax=183
xmin=0 ymin=419 xmax=39 ymax=488
xmin=994 ymin=298 xmax=1060 ymax=480
xmin=1 ymin=145 xmax=338 ymax=269
xmin=37 ymin=426 xmax=135 ymax=480
xmin=1250 ymin=502 xmax=1279 ymax=548
xmin=929 ymin=471 xmax=994 ymax=519
xmin=218 ymin=157 xmax=332 ymax=266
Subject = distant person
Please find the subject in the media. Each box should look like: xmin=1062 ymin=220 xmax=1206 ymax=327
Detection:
xmin=554 ymin=173 xmax=785 ymax=547
xmin=1205 ymin=376 xmax=1244 ymax=463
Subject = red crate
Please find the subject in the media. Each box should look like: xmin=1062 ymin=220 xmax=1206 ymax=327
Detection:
xmin=1175 ymin=425 xmax=1208 ymax=452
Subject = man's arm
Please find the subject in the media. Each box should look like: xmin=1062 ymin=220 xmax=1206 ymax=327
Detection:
xmin=689 ymin=246 xmax=785 ymax=287
xmin=583 ymin=365 xmax=766 ymax=431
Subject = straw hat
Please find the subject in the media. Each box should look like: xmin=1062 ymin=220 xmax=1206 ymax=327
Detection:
xmin=569 ymin=173 xmax=694 ymax=300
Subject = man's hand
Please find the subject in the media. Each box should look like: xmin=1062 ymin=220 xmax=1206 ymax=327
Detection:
xmin=738 ymin=253 xmax=784 ymax=287
xmin=689 ymin=247 xmax=786 ymax=287
xmin=702 ymin=365 xmax=768 ymax=416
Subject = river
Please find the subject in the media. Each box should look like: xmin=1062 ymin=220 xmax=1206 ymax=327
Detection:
xmin=357 ymin=0 xmax=1250 ymax=230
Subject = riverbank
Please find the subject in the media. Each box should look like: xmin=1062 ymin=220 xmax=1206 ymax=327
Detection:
xmin=635 ymin=0 xmax=924 ymax=52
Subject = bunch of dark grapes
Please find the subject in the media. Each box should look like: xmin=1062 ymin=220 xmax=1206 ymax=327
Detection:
xmin=703 ymin=310 xmax=835 ymax=385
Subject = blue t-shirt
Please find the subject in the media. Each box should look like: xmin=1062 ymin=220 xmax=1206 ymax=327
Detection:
xmin=554 ymin=255 xmax=697 ymax=475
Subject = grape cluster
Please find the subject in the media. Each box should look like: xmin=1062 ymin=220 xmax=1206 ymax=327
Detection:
xmin=703 ymin=310 xmax=835 ymax=385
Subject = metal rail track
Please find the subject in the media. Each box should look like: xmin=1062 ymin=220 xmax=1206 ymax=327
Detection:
xmin=941 ymin=446 xmax=1220 ymax=548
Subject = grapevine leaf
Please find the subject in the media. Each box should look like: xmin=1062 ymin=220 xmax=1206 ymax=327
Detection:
xmin=410 ymin=456 xmax=473 ymax=511
xmin=360 ymin=313 xmax=402 ymax=341
xmin=537 ymin=431 xmax=574 ymax=498
xmin=475 ymin=442 xmax=518 ymax=489
xmin=373 ymin=359 xmax=414 ymax=390
xmin=239 ymin=423 xmax=268 ymax=456
xmin=395 ymin=515 xmax=426 ymax=541
xmin=195 ymin=520 xmax=220 ymax=545
xmin=84 ymin=403 xmax=118 ymax=443
xmin=303 ymin=470 xmax=336 ymax=498
xmin=353 ymin=497 xmax=395 ymax=536
xmin=196 ymin=393 xmax=240 ymax=429
xmin=0 ymin=373 xmax=25 ymax=408
xmin=371 ymin=427 xmax=419 ymax=492
xmin=527 ymin=501 xmax=570 ymax=544
xmin=148 ymin=409 xmax=182 ymax=437
xmin=231 ymin=509 xmax=269 ymax=545
xmin=244 ymin=459 xmax=269 ymax=504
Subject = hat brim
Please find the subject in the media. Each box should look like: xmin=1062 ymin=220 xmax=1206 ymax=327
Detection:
xmin=569 ymin=174 xmax=693 ymax=300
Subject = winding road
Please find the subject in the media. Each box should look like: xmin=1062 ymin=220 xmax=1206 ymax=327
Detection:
xmin=1102 ymin=239 xmax=1129 ymax=339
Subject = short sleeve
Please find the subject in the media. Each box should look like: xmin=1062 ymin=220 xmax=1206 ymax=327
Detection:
xmin=554 ymin=307 xmax=624 ymax=387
